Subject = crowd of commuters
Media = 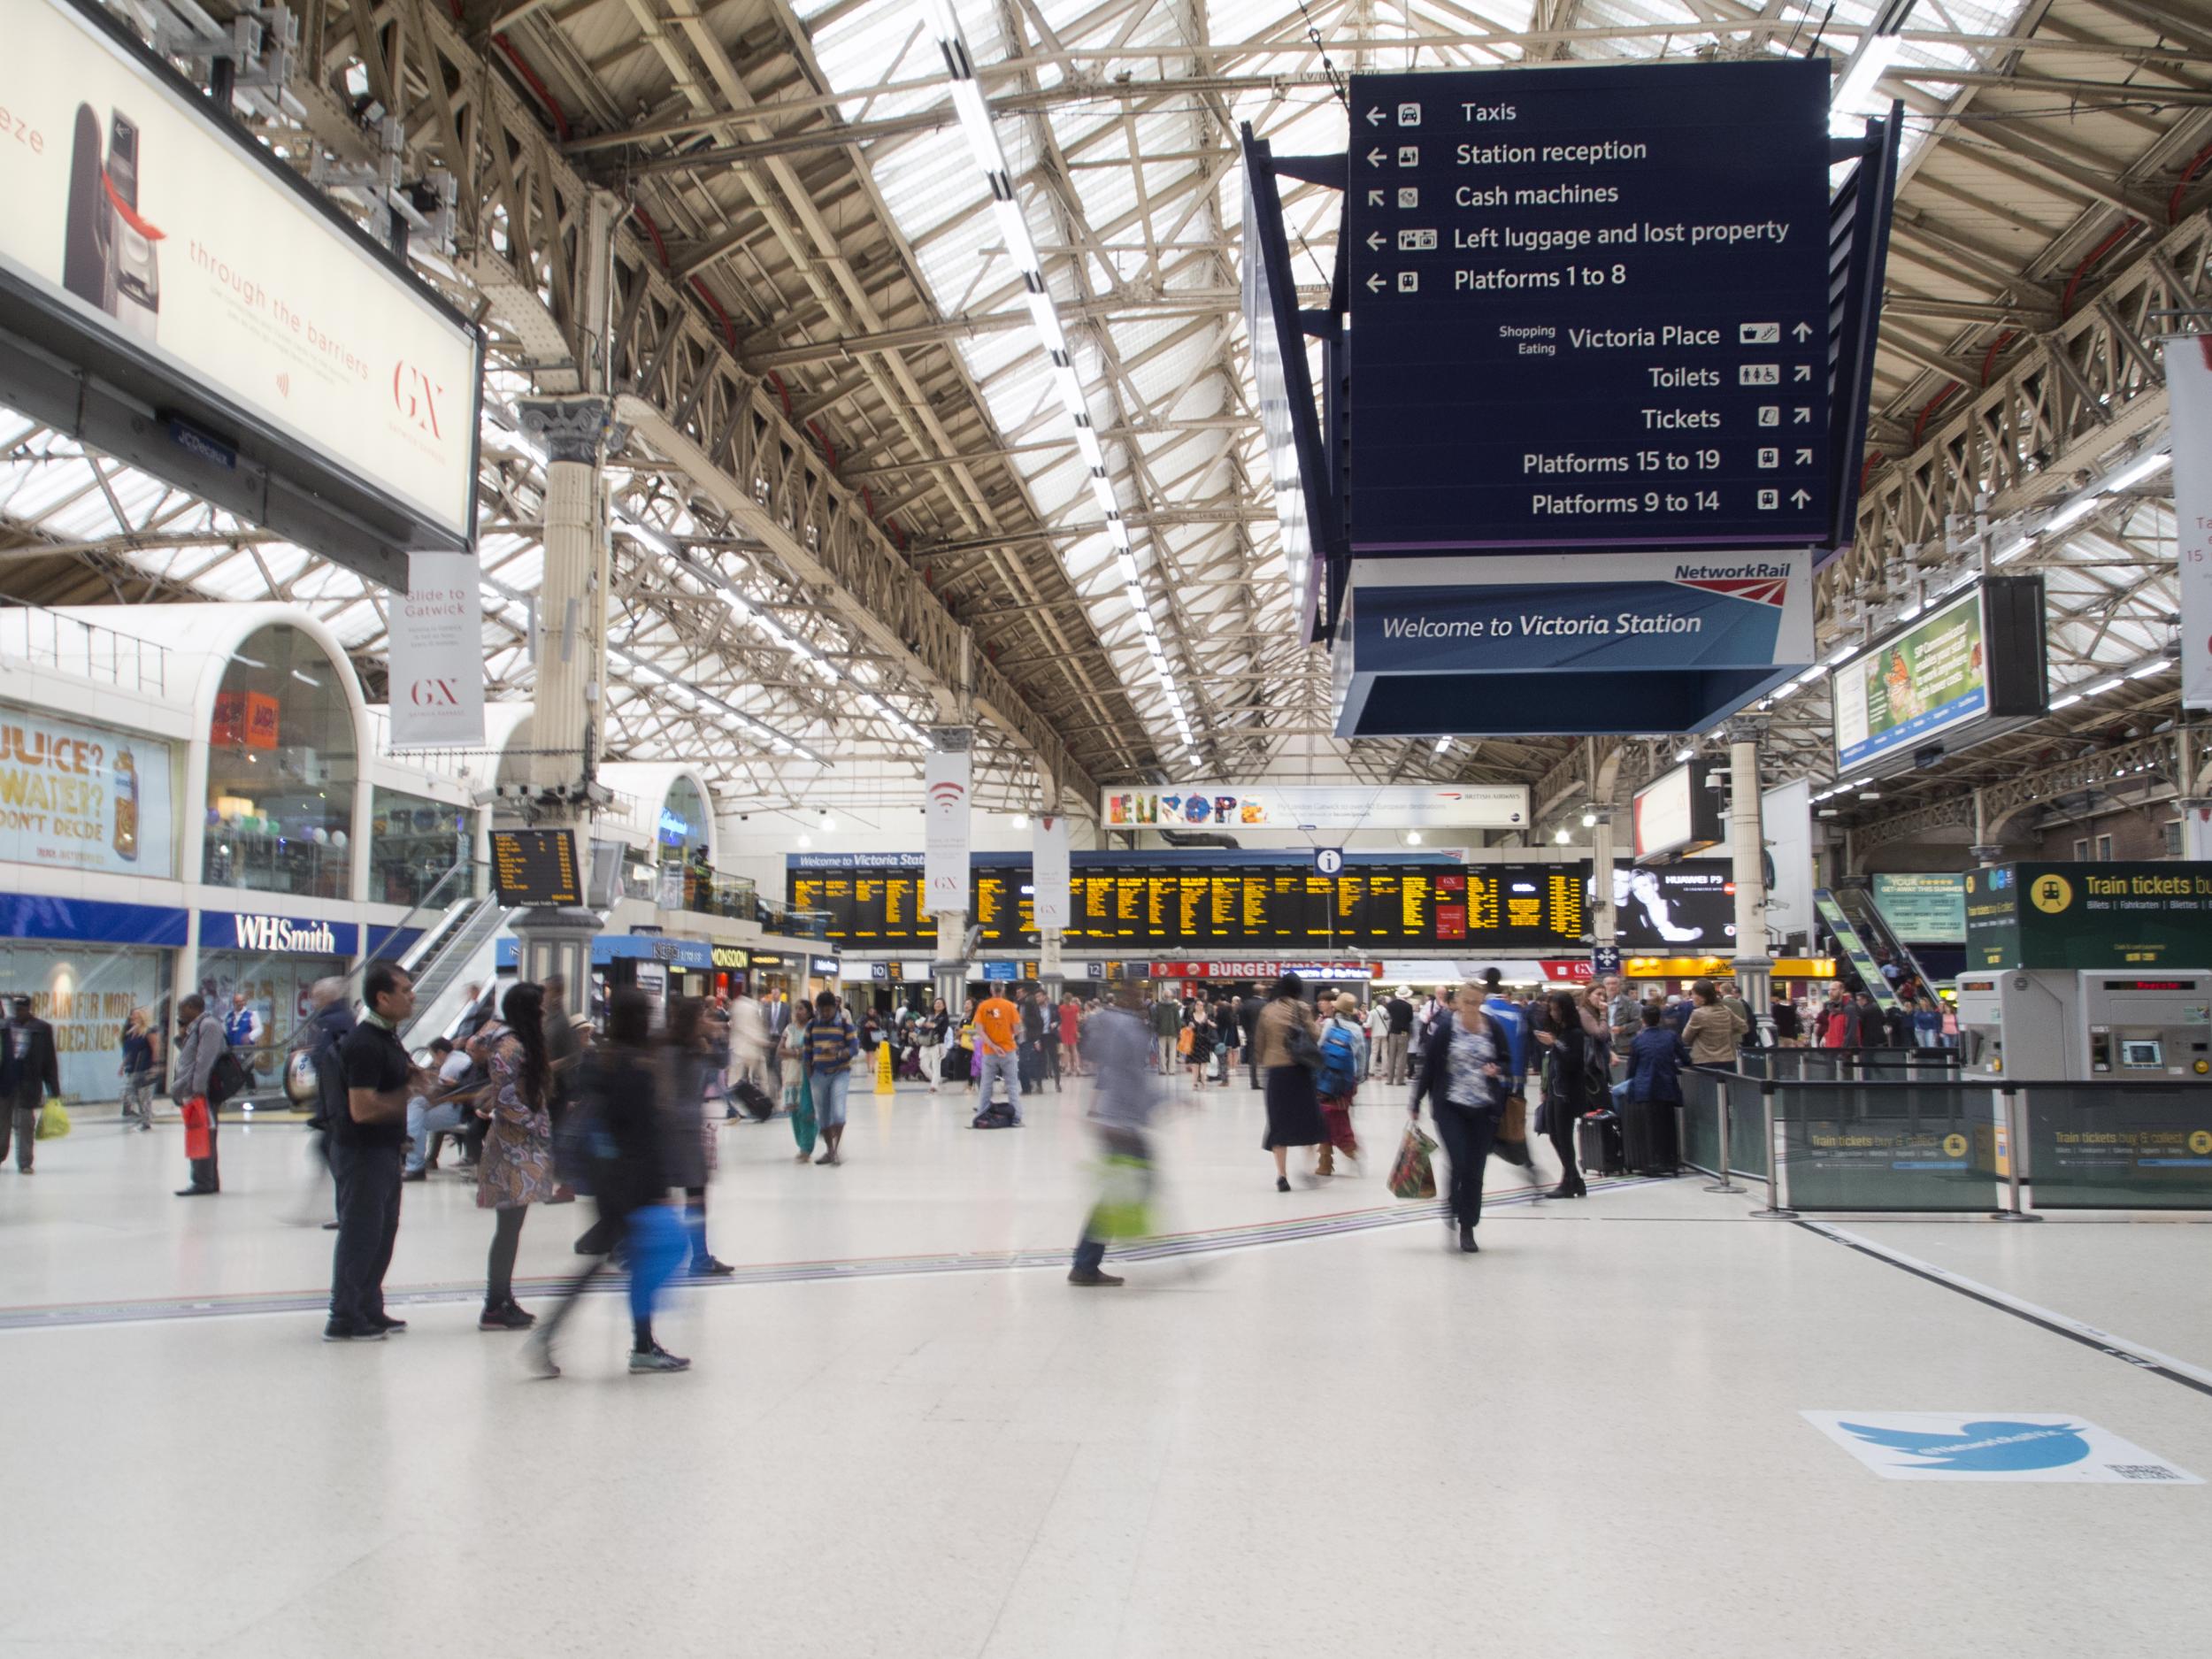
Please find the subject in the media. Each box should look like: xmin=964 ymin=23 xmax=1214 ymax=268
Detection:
xmin=1 ymin=952 xmax=1978 ymax=1333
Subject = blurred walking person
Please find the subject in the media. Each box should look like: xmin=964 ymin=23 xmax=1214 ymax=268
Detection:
xmin=2 ymin=994 xmax=60 ymax=1172
xmin=1409 ymin=981 xmax=1509 ymax=1254
xmin=1182 ymin=999 xmax=1215 ymax=1092
xmin=524 ymin=988 xmax=689 ymax=1378
xmin=476 ymin=982 xmax=558 ymax=1331
xmin=1315 ymin=991 xmax=1368 ymax=1177
xmin=664 ymin=996 xmax=733 ymax=1278
xmin=288 ymin=978 xmax=352 ymax=1224
xmin=1254 ymin=974 xmax=1326 ymax=1192
xmin=1069 ymin=982 xmax=1160 ymax=1287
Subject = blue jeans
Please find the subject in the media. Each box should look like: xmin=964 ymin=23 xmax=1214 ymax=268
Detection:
xmin=405 ymin=1095 xmax=465 ymax=1173
xmin=812 ymin=1068 xmax=852 ymax=1129
xmin=625 ymin=1204 xmax=687 ymax=1325
xmin=977 ymin=1048 xmax=1023 ymax=1120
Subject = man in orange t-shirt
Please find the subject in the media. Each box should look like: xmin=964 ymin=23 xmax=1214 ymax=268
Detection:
xmin=973 ymin=988 xmax=1024 ymax=1125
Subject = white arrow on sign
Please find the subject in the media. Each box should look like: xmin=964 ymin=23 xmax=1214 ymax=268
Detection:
xmin=1793 ymin=406 xmax=1812 ymax=423
xmin=1368 ymin=189 xmax=1385 ymax=206
xmin=1365 ymin=273 xmax=1386 ymax=292
xmin=1366 ymin=147 xmax=1387 ymax=167
xmin=1366 ymin=107 xmax=1386 ymax=127
xmin=1792 ymin=321 xmax=1814 ymax=342
xmin=1793 ymin=364 xmax=1813 ymax=381
xmin=1795 ymin=447 xmax=1815 ymax=465
xmin=1366 ymin=231 xmax=1385 ymax=250
xmin=1790 ymin=488 xmax=1811 ymax=508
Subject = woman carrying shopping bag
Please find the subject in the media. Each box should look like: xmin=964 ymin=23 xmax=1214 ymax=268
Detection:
xmin=1409 ymin=981 xmax=1509 ymax=1254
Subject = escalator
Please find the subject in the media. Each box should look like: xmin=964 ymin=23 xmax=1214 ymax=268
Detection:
xmin=1832 ymin=885 xmax=1950 ymax=999
xmin=1812 ymin=888 xmax=1903 ymax=1011
xmin=396 ymin=893 xmax=511 ymax=1048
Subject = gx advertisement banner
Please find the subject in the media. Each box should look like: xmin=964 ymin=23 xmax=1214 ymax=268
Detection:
xmin=386 ymin=552 xmax=486 ymax=748
xmin=922 ymin=744 xmax=972 ymax=911
xmin=2 ymin=0 xmax=480 ymax=541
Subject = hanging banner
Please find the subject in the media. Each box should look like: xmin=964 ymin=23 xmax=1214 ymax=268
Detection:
xmin=1761 ymin=779 xmax=1815 ymax=947
xmin=2166 ymin=338 xmax=2212 ymax=712
xmin=385 ymin=551 xmax=485 ymax=748
xmin=1102 ymin=781 xmax=1527 ymax=831
xmin=922 ymin=741 xmax=972 ymax=912
xmin=1033 ymin=814 xmax=1071 ymax=931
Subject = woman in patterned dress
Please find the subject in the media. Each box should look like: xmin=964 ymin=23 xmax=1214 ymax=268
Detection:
xmin=477 ymin=981 xmax=558 ymax=1330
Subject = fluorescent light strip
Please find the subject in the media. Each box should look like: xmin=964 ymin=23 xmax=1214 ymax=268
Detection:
xmin=924 ymin=0 xmax=1187 ymax=740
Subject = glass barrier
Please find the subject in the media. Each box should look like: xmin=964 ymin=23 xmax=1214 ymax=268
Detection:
xmin=1679 ymin=1068 xmax=1772 ymax=1179
xmin=2017 ymin=1084 xmax=2212 ymax=1210
xmin=1772 ymin=1081 xmax=2003 ymax=1211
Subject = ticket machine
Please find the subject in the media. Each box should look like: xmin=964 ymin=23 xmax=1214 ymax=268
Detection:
xmin=1955 ymin=970 xmax=2212 ymax=1081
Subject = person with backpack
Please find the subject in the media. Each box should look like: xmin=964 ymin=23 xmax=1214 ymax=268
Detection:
xmin=525 ymin=988 xmax=690 ymax=1378
xmin=1315 ymin=991 xmax=1369 ymax=1177
xmin=1409 ymin=981 xmax=1509 ymax=1254
xmin=172 ymin=994 xmax=234 ymax=1196
xmin=805 ymin=990 xmax=858 ymax=1163
xmin=1534 ymin=991 xmax=1593 ymax=1199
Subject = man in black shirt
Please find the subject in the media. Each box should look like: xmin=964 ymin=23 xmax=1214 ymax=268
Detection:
xmin=2 ymin=994 xmax=60 ymax=1172
xmin=1384 ymin=993 xmax=1415 ymax=1086
xmin=328 ymin=962 xmax=418 ymax=1341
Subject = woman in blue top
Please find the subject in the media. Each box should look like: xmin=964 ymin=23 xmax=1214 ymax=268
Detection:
xmin=804 ymin=992 xmax=857 ymax=1166
xmin=1479 ymin=967 xmax=1538 ymax=1178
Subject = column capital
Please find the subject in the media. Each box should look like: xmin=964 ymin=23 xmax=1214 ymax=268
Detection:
xmin=1968 ymin=844 xmax=2008 ymax=866
xmin=1723 ymin=714 xmax=1768 ymax=746
xmin=516 ymin=396 xmax=616 ymax=465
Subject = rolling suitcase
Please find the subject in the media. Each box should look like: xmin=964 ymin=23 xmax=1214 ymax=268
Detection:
xmin=1577 ymin=1112 xmax=1624 ymax=1178
xmin=1619 ymin=1096 xmax=1678 ymax=1176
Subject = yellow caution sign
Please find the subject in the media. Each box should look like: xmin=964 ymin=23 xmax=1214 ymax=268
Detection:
xmin=876 ymin=1038 xmax=895 ymax=1094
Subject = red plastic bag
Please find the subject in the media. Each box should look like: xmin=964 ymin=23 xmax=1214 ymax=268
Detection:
xmin=180 ymin=1096 xmax=211 ymax=1162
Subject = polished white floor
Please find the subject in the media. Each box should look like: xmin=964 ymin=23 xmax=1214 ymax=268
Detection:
xmin=3 ymin=1072 xmax=2208 ymax=1657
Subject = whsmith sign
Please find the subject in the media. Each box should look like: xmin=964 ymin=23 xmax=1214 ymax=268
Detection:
xmin=197 ymin=910 xmax=358 ymax=956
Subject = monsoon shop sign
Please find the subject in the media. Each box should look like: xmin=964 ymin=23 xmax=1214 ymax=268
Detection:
xmin=0 ymin=709 xmax=173 ymax=878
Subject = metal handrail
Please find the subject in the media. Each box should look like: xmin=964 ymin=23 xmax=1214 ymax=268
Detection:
xmin=0 ymin=603 xmax=169 ymax=694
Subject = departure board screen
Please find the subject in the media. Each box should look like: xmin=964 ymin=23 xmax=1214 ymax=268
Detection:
xmin=794 ymin=860 xmax=1590 ymax=951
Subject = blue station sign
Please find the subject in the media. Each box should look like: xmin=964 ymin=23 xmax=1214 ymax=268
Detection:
xmin=1345 ymin=59 xmax=1832 ymax=554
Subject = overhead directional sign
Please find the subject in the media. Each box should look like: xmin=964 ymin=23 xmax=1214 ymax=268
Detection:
xmin=1346 ymin=59 xmax=1832 ymax=554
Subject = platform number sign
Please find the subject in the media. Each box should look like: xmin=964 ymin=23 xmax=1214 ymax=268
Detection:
xmin=1313 ymin=847 xmax=1347 ymax=878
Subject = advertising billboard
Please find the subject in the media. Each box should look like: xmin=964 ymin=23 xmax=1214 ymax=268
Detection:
xmin=1871 ymin=872 xmax=1966 ymax=943
xmin=1101 ymin=782 xmax=1528 ymax=832
xmin=1632 ymin=761 xmax=1724 ymax=862
xmin=0 ymin=0 xmax=480 ymax=575
xmin=1833 ymin=588 xmax=1986 ymax=773
xmin=1832 ymin=579 xmax=2046 ymax=779
xmin=0 ymin=707 xmax=173 ymax=878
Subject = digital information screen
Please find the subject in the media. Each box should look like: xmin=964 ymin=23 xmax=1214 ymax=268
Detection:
xmin=489 ymin=828 xmax=580 ymax=908
xmin=795 ymin=860 xmax=1589 ymax=952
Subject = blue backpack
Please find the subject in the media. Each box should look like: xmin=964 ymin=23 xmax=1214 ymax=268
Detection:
xmin=1317 ymin=1020 xmax=1361 ymax=1096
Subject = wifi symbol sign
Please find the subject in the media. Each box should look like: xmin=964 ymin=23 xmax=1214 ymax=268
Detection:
xmin=929 ymin=781 xmax=966 ymax=808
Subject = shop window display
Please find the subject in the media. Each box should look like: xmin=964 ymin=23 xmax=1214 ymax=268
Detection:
xmin=200 ymin=626 xmax=357 ymax=899
xmin=369 ymin=787 xmax=470 ymax=906
xmin=195 ymin=951 xmax=347 ymax=1083
xmin=0 ymin=942 xmax=171 ymax=1104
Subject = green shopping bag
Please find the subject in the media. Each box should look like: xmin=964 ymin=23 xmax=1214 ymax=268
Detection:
xmin=789 ymin=1071 xmax=818 ymax=1156
xmin=1093 ymin=1150 xmax=1155 ymax=1240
